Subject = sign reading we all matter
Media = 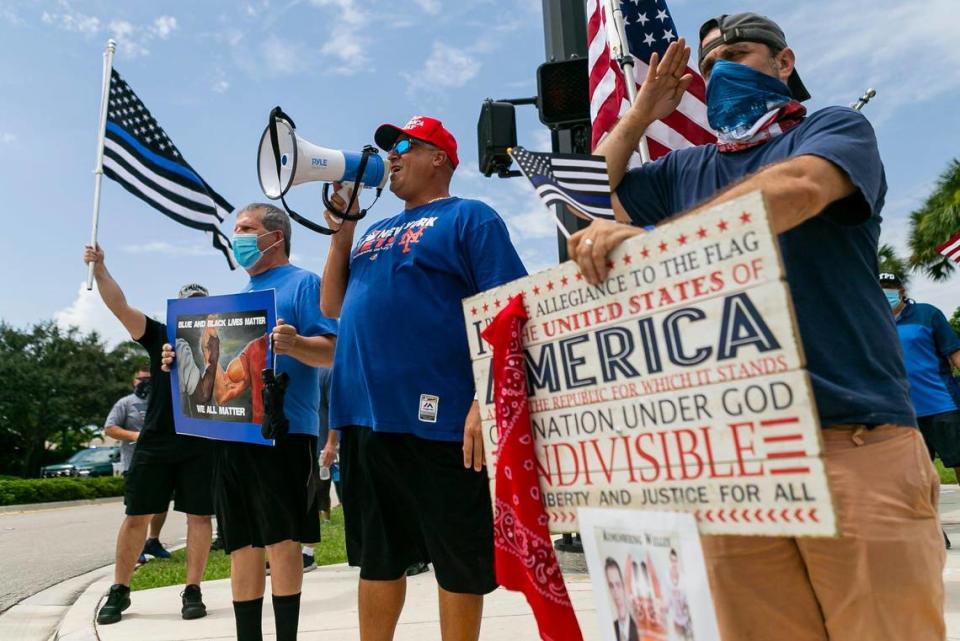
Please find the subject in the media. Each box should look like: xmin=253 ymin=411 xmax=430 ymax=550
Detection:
xmin=463 ymin=192 xmax=837 ymax=537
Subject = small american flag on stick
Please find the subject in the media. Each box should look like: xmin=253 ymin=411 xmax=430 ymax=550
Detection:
xmin=937 ymin=230 xmax=960 ymax=265
xmin=509 ymin=146 xmax=614 ymax=226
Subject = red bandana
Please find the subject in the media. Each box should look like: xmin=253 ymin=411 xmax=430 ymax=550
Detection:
xmin=481 ymin=295 xmax=584 ymax=641
xmin=716 ymin=100 xmax=807 ymax=153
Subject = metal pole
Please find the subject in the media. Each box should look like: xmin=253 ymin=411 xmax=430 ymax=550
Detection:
xmin=542 ymin=0 xmax=587 ymax=557
xmin=542 ymin=0 xmax=591 ymax=263
xmin=852 ymin=88 xmax=876 ymax=112
xmin=86 ymin=39 xmax=117 ymax=291
xmin=606 ymin=0 xmax=650 ymax=163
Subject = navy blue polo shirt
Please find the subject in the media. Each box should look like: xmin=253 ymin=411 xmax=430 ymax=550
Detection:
xmin=618 ymin=106 xmax=915 ymax=427
xmin=895 ymin=301 xmax=960 ymax=417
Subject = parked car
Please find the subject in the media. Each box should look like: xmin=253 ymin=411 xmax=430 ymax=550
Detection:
xmin=40 ymin=447 xmax=120 ymax=478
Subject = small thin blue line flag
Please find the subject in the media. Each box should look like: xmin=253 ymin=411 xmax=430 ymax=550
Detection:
xmin=102 ymin=69 xmax=236 ymax=269
xmin=509 ymin=146 xmax=615 ymax=222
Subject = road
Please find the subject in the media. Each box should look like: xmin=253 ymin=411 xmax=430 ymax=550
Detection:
xmin=0 ymin=499 xmax=188 ymax=613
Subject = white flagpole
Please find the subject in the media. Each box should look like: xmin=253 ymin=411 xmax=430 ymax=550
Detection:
xmin=86 ymin=39 xmax=117 ymax=291
xmin=606 ymin=0 xmax=651 ymax=164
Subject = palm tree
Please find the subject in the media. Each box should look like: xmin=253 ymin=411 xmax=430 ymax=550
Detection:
xmin=908 ymin=159 xmax=960 ymax=281
xmin=878 ymin=243 xmax=910 ymax=286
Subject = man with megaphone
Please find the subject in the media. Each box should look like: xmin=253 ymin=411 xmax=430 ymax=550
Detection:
xmin=319 ymin=115 xmax=527 ymax=641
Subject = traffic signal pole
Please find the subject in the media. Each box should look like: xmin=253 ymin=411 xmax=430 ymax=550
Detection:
xmin=542 ymin=0 xmax=587 ymax=556
xmin=542 ymin=0 xmax=592 ymax=263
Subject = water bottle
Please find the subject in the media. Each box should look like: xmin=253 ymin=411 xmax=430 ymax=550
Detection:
xmin=319 ymin=464 xmax=331 ymax=481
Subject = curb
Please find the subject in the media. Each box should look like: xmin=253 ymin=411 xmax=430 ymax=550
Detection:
xmin=53 ymin=542 xmax=189 ymax=641
xmin=0 ymin=496 xmax=123 ymax=515
xmin=55 ymin=573 xmax=112 ymax=641
xmin=0 ymin=565 xmax=112 ymax=641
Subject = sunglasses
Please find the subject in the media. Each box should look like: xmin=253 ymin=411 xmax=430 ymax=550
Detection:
xmin=390 ymin=138 xmax=437 ymax=155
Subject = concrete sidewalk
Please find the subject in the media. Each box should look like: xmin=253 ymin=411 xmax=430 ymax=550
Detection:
xmin=87 ymin=565 xmax=599 ymax=641
xmin=54 ymin=485 xmax=960 ymax=641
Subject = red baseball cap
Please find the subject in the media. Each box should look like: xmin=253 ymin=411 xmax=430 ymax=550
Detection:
xmin=375 ymin=115 xmax=459 ymax=169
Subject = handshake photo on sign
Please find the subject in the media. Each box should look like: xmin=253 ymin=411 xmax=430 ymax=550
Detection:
xmin=164 ymin=289 xmax=280 ymax=446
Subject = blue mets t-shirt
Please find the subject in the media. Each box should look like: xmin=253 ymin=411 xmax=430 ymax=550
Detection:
xmin=244 ymin=264 xmax=338 ymax=437
xmin=896 ymin=301 xmax=960 ymax=417
xmin=618 ymin=106 xmax=915 ymax=427
xmin=330 ymin=197 xmax=527 ymax=441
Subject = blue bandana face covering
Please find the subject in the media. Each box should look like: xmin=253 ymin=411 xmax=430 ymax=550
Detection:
xmin=232 ymin=232 xmax=279 ymax=269
xmin=706 ymin=60 xmax=793 ymax=139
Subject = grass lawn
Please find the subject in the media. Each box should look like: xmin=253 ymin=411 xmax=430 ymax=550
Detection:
xmin=131 ymin=506 xmax=347 ymax=591
xmin=936 ymin=458 xmax=957 ymax=485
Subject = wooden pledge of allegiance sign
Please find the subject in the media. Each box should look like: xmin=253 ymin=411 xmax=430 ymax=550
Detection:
xmin=463 ymin=192 xmax=837 ymax=537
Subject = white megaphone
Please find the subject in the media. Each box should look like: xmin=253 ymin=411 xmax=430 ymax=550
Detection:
xmin=257 ymin=107 xmax=387 ymax=234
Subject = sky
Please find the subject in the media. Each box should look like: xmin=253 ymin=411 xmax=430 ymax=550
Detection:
xmin=0 ymin=0 xmax=956 ymax=346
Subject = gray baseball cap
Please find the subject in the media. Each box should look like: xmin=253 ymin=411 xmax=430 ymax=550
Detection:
xmin=178 ymin=283 xmax=209 ymax=299
xmin=698 ymin=12 xmax=811 ymax=102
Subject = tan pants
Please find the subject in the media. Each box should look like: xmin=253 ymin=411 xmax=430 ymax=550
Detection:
xmin=702 ymin=425 xmax=945 ymax=641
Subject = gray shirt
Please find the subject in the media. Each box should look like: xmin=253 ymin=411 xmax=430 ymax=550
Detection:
xmin=104 ymin=392 xmax=148 ymax=471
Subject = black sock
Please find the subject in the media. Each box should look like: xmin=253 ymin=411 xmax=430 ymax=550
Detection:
xmin=233 ymin=597 xmax=263 ymax=641
xmin=272 ymin=592 xmax=301 ymax=641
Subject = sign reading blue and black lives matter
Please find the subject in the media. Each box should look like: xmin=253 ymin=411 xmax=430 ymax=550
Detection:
xmin=463 ymin=192 xmax=838 ymax=537
xmin=167 ymin=290 xmax=277 ymax=446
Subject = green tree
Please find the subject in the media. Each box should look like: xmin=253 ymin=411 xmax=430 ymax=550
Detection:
xmin=0 ymin=323 xmax=147 ymax=477
xmin=878 ymin=244 xmax=910 ymax=285
xmin=951 ymin=307 xmax=960 ymax=336
xmin=908 ymin=159 xmax=960 ymax=281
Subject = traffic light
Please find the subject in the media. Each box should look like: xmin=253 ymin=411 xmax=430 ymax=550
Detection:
xmin=477 ymin=100 xmax=518 ymax=177
xmin=536 ymin=58 xmax=590 ymax=128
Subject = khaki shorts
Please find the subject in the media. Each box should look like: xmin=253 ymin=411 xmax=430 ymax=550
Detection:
xmin=702 ymin=425 xmax=945 ymax=641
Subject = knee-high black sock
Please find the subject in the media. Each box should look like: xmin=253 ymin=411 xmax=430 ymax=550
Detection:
xmin=233 ymin=597 xmax=264 ymax=641
xmin=272 ymin=592 xmax=301 ymax=641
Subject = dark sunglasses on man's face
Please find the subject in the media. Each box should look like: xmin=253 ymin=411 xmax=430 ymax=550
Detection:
xmin=390 ymin=138 xmax=436 ymax=156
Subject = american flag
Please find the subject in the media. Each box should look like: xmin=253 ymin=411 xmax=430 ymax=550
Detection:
xmin=588 ymin=0 xmax=715 ymax=157
xmin=938 ymin=230 xmax=960 ymax=265
xmin=509 ymin=146 xmax=614 ymax=221
xmin=102 ymin=69 xmax=236 ymax=269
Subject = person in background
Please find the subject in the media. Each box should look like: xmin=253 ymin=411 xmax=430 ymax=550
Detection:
xmin=85 ymin=245 xmax=214 ymax=626
xmin=104 ymin=366 xmax=172 ymax=563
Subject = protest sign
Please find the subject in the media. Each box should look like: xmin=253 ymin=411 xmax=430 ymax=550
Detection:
xmin=167 ymin=290 xmax=276 ymax=445
xmin=579 ymin=508 xmax=720 ymax=641
xmin=463 ymin=191 xmax=837 ymax=536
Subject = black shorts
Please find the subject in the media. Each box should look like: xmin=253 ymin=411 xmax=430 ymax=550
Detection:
xmin=124 ymin=431 xmax=214 ymax=516
xmin=339 ymin=426 xmax=496 ymax=595
xmin=917 ymin=410 xmax=960 ymax=467
xmin=213 ymin=434 xmax=320 ymax=554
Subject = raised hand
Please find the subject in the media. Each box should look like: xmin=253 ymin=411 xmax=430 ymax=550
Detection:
xmin=631 ymin=38 xmax=693 ymax=125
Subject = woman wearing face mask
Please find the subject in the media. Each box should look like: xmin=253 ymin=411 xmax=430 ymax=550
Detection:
xmin=564 ymin=12 xmax=944 ymax=641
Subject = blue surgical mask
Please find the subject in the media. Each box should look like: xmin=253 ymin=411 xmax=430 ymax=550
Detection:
xmin=883 ymin=289 xmax=901 ymax=309
xmin=706 ymin=60 xmax=792 ymax=139
xmin=231 ymin=232 xmax=280 ymax=269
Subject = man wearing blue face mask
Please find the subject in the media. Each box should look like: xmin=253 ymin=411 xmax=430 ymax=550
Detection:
xmin=567 ymin=13 xmax=943 ymax=641
xmin=163 ymin=203 xmax=337 ymax=641
xmin=882 ymin=272 xmax=960 ymax=484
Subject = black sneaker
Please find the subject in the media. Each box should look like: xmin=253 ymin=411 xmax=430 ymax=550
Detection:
xmin=405 ymin=561 xmax=430 ymax=577
xmin=181 ymin=584 xmax=207 ymax=620
xmin=97 ymin=584 xmax=131 ymax=625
